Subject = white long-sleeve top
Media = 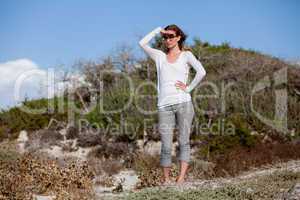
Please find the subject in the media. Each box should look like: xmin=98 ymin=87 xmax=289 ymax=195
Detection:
xmin=138 ymin=26 xmax=206 ymax=108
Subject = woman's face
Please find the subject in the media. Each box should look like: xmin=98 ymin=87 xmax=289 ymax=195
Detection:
xmin=163 ymin=30 xmax=181 ymax=49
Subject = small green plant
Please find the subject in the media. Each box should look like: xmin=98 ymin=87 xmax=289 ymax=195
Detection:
xmin=124 ymin=170 xmax=300 ymax=200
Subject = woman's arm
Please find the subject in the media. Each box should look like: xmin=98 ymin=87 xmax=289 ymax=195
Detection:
xmin=138 ymin=26 xmax=163 ymax=61
xmin=184 ymin=51 xmax=206 ymax=93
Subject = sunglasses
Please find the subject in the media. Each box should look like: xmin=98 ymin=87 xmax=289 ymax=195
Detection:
xmin=162 ymin=33 xmax=177 ymax=40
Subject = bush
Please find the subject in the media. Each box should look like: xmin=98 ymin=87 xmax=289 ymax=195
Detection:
xmin=0 ymin=96 xmax=68 ymax=139
xmin=0 ymin=148 xmax=95 ymax=199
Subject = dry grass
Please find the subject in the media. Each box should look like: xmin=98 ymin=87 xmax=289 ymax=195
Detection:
xmin=131 ymin=152 xmax=164 ymax=188
xmin=0 ymin=141 xmax=96 ymax=200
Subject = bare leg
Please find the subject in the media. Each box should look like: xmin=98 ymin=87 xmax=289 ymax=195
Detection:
xmin=162 ymin=166 xmax=172 ymax=182
xmin=176 ymin=160 xmax=188 ymax=184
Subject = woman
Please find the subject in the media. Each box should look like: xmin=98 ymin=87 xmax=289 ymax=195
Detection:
xmin=138 ymin=24 xmax=206 ymax=185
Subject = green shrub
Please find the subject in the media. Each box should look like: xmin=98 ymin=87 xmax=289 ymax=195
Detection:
xmin=124 ymin=170 xmax=300 ymax=200
xmin=0 ymin=96 xmax=68 ymax=139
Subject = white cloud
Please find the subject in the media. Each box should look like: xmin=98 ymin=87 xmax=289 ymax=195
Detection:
xmin=0 ymin=58 xmax=87 ymax=111
xmin=0 ymin=59 xmax=43 ymax=110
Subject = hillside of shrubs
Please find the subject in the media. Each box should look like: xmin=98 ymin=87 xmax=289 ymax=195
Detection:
xmin=0 ymin=37 xmax=300 ymax=197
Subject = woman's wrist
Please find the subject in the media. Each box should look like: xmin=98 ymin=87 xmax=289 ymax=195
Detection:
xmin=155 ymin=26 xmax=163 ymax=34
xmin=184 ymin=86 xmax=191 ymax=93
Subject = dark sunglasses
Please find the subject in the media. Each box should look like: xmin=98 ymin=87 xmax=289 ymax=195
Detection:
xmin=162 ymin=33 xmax=177 ymax=40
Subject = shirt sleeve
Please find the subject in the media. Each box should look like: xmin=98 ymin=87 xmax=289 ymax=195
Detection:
xmin=184 ymin=51 xmax=206 ymax=93
xmin=138 ymin=26 xmax=163 ymax=61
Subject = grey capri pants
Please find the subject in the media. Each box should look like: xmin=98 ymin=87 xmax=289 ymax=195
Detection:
xmin=158 ymin=100 xmax=195 ymax=167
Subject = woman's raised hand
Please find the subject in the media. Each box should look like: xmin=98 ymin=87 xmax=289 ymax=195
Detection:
xmin=160 ymin=29 xmax=170 ymax=35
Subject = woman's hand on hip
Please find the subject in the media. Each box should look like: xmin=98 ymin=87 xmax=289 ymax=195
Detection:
xmin=175 ymin=80 xmax=187 ymax=92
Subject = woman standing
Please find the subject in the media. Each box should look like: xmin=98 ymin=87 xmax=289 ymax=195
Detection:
xmin=138 ymin=24 xmax=206 ymax=185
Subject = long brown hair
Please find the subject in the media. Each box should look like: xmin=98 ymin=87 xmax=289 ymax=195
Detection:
xmin=163 ymin=24 xmax=192 ymax=52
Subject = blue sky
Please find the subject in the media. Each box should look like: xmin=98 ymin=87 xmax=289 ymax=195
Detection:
xmin=1 ymin=0 xmax=300 ymax=69
xmin=0 ymin=0 xmax=299 ymax=109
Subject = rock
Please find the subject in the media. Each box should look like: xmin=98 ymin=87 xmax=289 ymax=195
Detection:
xmin=112 ymin=170 xmax=139 ymax=191
xmin=17 ymin=130 xmax=28 ymax=143
xmin=16 ymin=130 xmax=29 ymax=153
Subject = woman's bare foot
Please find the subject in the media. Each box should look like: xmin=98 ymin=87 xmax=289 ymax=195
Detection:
xmin=175 ymin=176 xmax=185 ymax=185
